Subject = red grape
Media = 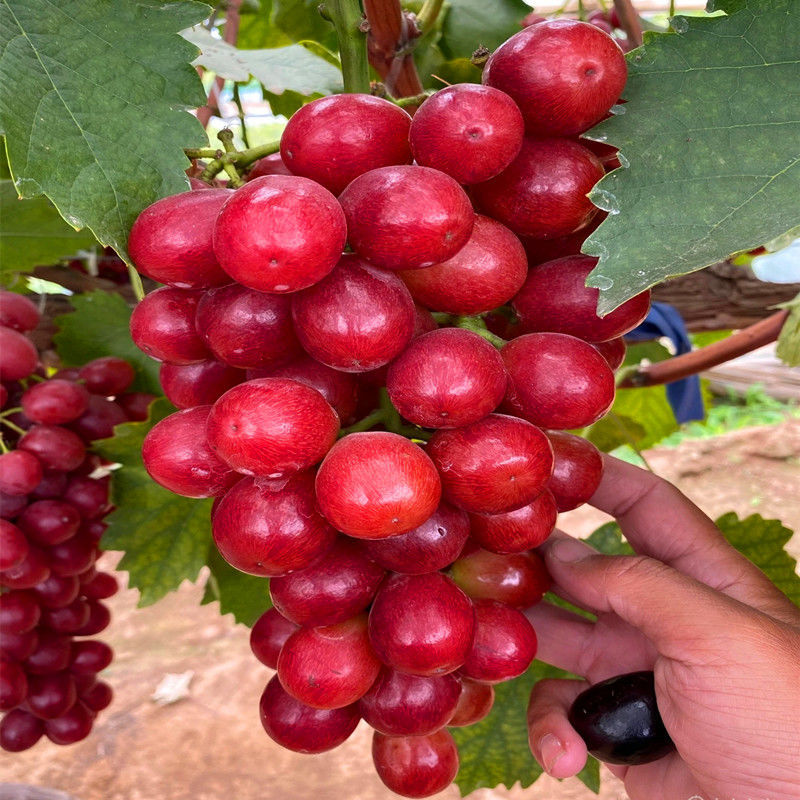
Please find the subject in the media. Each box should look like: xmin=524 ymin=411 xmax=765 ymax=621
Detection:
xmin=502 ymin=333 xmax=615 ymax=429
xmin=213 ymin=175 xmax=347 ymax=293
xmin=472 ymin=138 xmax=604 ymax=239
xmin=212 ymin=472 xmax=336 ymax=577
xmin=142 ymin=406 xmax=238 ymax=498
xmin=21 ymin=379 xmax=90 ymax=424
xmin=409 ymin=84 xmax=524 ymax=184
xmin=386 ymin=328 xmax=507 ymax=429
xmin=338 ymin=165 xmax=474 ymax=271
xmin=368 ymin=572 xmax=474 ymax=676
xmin=483 ymin=19 xmax=627 ymax=136
xmin=269 ymin=537 xmax=385 ymax=627
xmin=206 ymin=378 xmax=339 ymax=478
xmin=291 ymin=255 xmax=415 ymax=372
xmin=372 ymin=729 xmax=459 ymax=798
xmin=428 ymin=414 xmax=553 ymax=514
xmin=280 ymin=94 xmax=412 ymax=195
xmin=315 ymin=432 xmax=442 ymax=539
xmin=398 ymin=214 xmax=527 ymax=316
xmin=128 ymin=189 xmax=233 ymax=288
xmin=546 ymin=431 xmax=604 ymax=511
xmin=259 ymin=674 xmax=359 ymax=753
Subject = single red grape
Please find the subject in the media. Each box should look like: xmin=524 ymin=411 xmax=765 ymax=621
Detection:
xmin=315 ymin=432 xmax=442 ymax=539
xmin=280 ymin=94 xmax=413 ymax=195
xmin=398 ymin=214 xmax=527 ymax=316
xmin=206 ymin=378 xmax=339 ymax=478
xmin=410 ymin=84 xmax=524 ymax=184
xmin=213 ymin=175 xmax=347 ymax=293
xmin=428 ymin=414 xmax=553 ymax=514
xmin=212 ymin=472 xmax=336 ymax=577
xmin=338 ymin=165 xmax=474 ymax=271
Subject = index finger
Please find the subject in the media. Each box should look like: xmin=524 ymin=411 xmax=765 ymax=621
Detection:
xmin=588 ymin=455 xmax=800 ymax=625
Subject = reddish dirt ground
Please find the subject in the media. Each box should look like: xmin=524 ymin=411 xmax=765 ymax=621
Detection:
xmin=2 ymin=420 xmax=798 ymax=800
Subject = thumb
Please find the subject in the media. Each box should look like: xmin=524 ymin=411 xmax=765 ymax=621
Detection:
xmin=541 ymin=533 xmax=753 ymax=660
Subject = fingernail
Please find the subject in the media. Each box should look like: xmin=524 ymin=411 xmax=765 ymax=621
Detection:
xmin=538 ymin=734 xmax=565 ymax=774
xmin=550 ymin=538 xmax=591 ymax=563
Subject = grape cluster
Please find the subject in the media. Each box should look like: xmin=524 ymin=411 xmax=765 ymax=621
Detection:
xmin=130 ymin=20 xmax=649 ymax=798
xmin=0 ymin=292 xmax=147 ymax=752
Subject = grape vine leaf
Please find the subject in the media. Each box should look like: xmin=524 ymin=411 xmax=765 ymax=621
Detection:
xmin=452 ymin=660 xmax=600 ymax=795
xmin=52 ymin=290 xmax=161 ymax=396
xmin=584 ymin=514 xmax=800 ymax=606
xmin=0 ymin=0 xmax=208 ymax=264
xmin=583 ymin=0 xmax=800 ymax=314
xmin=183 ymin=26 xmax=342 ymax=96
xmin=775 ymin=293 xmax=800 ymax=367
xmin=201 ymin=544 xmax=272 ymax=627
xmin=93 ymin=398 xmax=214 ymax=607
xmin=716 ymin=512 xmax=800 ymax=606
xmin=237 ymin=0 xmax=337 ymax=51
xmin=439 ymin=0 xmax=531 ymax=60
xmin=0 ymin=179 xmax=96 ymax=278
xmin=586 ymin=385 xmax=680 ymax=453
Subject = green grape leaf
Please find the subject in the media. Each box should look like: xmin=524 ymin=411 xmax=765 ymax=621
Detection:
xmin=623 ymin=340 xmax=672 ymax=366
xmin=775 ymin=293 xmax=800 ymax=367
xmin=94 ymin=398 xmax=214 ymax=607
xmin=585 ymin=521 xmax=633 ymax=555
xmin=52 ymin=291 xmax=161 ymax=395
xmin=584 ymin=514 xmax=799 ymax=606
xmin=584 ymin=0 xmax=800 ymax=314
xmin=453 ymin=660 xmax=600 ymax=794
xmin=0 ymin=0 xmax=208 ymax=263
xmin=237 ymin=0 xmax=294 ymax=49
xmin=586 ymin=385 xmax=680 ymax=453
xmin=184 ymin=26 xmax=342 ymax=95
xmin=201 ymin=544 xmax=272 ymax=627
xmin=0 ymin=180 xmax=96 ymax=278
xmin=439 ymin=0 xmax=531 ymax=60
xmin=716 ymin=512 xmax=800 ymax=606
xmin=272 ymin=0 xmax=338 ymax=50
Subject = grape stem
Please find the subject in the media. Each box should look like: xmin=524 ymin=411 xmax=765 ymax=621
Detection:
xmin=0 ymin=417 xmax=27 ymax=436
xmin=196 ymin=138 xmax=281 ymax=183
xmin=0 ymin=407 xmax=23 ymax=419
xmin=415 ymin=0 xmax=444 ymax=32
xmin=618 ymin=309 xmax=790 ymax=388
xmin=338 ymin=390 xmax=431 ymax=441
xmin=216 ymin=129 xmax=245 ymax=187
xmin=327 ymin=0 xmax=372 ymax=94
xmin=454 ymin=315 xmax=507 ymax=349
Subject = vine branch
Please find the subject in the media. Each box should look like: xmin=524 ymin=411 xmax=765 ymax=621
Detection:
xmin=618 ymin=310 xmax=790 ymax=388
xmin=327 ymin=0 xmax=371 ymax=93
xmin=363 ymin=0 xmax=424 ymax=101
xmin=612 ymin=0 xmax=643 ymax=48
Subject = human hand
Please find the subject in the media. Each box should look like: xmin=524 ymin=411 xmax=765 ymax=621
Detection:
xmin=525 ymin=455 xmax=800 ymax=800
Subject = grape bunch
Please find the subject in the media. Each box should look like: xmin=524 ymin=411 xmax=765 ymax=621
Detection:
xmin=0 ymin=292 xmax=147 ymax=752
xmin=130 ymin=19 xmax=650 ymax=798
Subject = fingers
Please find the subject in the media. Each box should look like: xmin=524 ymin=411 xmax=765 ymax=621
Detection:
xmin=589 ymin=455 xmax=800 ymax=624
xmin=528 ymin=677 xmax=702 ymax=799
xmin=526 ymin=599 xmax=656 ymax=679
xmin=527 ymin=678 xmax=589 ymax=779
xmin=538 ymin=532 xmax=759 ymax=661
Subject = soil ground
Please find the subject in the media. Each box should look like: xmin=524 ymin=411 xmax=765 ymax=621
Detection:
xmin=2 ymin=420 xmax=799 ymax=800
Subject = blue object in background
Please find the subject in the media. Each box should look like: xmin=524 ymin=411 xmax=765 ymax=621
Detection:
xmin=625 ymin=302 xmax=705 ymax=423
